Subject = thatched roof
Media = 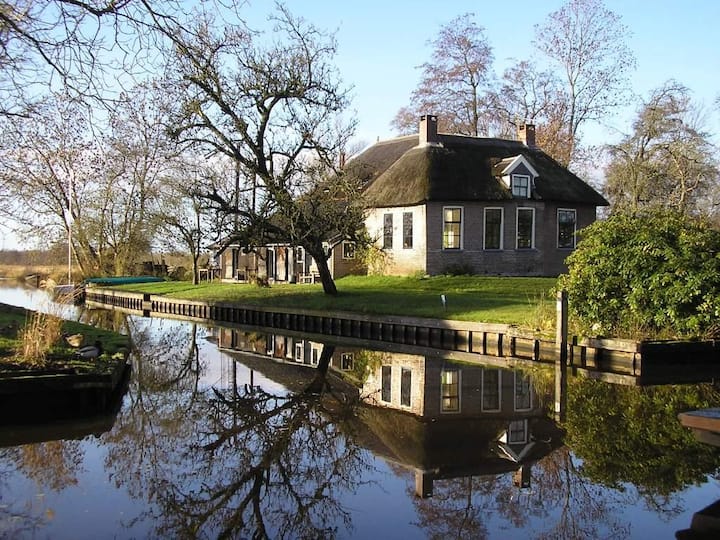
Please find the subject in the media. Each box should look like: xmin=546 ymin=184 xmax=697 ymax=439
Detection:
xmin=355 ymin=134 xmax=608 ymax=207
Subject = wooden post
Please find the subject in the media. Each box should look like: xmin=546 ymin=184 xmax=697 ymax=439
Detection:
xmin=415 ymin=470 xmax=434 ymax=498
xmin=555 ymin=290 xmax=568 ymax=422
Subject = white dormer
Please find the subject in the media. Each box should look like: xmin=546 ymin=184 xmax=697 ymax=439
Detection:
xmin=496 ymin=155 xmax=538 ymax=199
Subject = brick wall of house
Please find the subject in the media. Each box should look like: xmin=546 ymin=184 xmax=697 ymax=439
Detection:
xmin=329 ymin=242 xmax=367 ymax=278
xmin=422 ymin=362 xmax=540 ymax=418
xmin=425 ymin=201 xmax=597 ymax=277
xmin=362 ymin=353 xmax=543 ymax=420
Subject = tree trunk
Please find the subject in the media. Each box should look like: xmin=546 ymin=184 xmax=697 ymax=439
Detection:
xmin=192 ymin=252 xmax=199 ymax=285
xmin=305 ymin=345 xmax=335 ymax=394
xmin=308 ymin=247 xmax=337 ymax=295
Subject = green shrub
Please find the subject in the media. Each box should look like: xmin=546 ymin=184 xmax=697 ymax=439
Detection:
xmin=442 ymin=263 xmax=475 ymax=276
xmin=559 ymin=210 xmax=720 ymax=339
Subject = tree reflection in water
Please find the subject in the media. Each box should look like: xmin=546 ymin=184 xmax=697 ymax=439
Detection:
xmin=565 ymin=378 xmax=720 ymax=516
xmin=4 ymin=304 xmax=720 ymax=538
xmin=408 ymin=444 xmax=631 ymax=539
xmin=104 ymin=325 xmax=371 ymax=539
xmin=0 ymin=447 xmax=49 ymax=536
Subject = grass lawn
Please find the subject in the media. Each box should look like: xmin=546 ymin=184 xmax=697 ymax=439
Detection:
xmin=112 ymin=275 xmax=558 ymax=327
xmin=0 ymin=302 xmax=129 ymax=370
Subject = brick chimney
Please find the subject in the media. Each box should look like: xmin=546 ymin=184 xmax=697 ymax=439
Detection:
xmin=518 ymin=124 xmax=536 ymax=147
xmin=419 ymin=114 xmax=439 ymax=145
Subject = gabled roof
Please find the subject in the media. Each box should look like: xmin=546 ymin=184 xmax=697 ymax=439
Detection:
xmin=493 ymin=154 xmax=539 ymax=178
xmin=355 ymin=133 xmax=608 ymax=207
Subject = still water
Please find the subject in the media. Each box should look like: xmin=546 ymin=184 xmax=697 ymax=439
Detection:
xmin=1 ymin=285 xmax=720 ymax=539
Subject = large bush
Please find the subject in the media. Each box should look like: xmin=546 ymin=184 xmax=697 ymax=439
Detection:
xmin=559 ymin=210 xmax=720 ymax=339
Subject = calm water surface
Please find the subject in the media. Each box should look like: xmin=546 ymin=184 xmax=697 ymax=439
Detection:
xmin=1 ymin=285 xmax=719 ymax=539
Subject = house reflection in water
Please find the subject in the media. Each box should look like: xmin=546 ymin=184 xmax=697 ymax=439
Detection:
xmin=214 ymin=327 xmax=562 ymax=498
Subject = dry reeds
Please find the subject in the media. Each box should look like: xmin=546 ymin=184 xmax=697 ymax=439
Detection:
xmin=16 ymin=311 xmax=64 ymax=367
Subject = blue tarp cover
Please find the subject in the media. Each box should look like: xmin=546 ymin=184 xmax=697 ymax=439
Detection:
xmin=84 ymin=276 xmax=165 ymax=285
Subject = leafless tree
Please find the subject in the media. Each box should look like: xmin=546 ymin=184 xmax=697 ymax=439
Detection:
xmin=391 ymin=13 xmax=494 ymax=137
xmin=534 ymin=0 xmax=636 ymax=166
xmin=158 ymin=5 xmax=363 ymax=295
xmin=0 ymin=82 xmax=175 ymax=276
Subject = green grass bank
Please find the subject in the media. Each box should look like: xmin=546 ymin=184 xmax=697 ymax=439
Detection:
xmin=111 ymin=275 xmax=557 ymax=327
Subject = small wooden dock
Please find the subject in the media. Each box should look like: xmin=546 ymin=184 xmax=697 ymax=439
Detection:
xmin=85 ymin=287 xmax=720 ymax=385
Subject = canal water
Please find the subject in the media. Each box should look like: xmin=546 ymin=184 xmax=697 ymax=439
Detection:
xmin=1 ymin=285 xmax=720 ymax=539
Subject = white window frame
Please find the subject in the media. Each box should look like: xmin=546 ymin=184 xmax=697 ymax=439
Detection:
xmin=508 ymin=419 xmax=529 ymax=444
xmin=382 ymin=213 xmax=393 ymax=250
xmin=400 ymin=367 xmax=412 ymax=408
xmin=402 ymin=211 xmax=413 ymax=249
xmin=483 ymin=207 xmax=504 ymax=250
xmin=514 ymin=372 xmax=533 ymax=411
xmin=511 ymin=174 xmax=531 ymax=198
xmin=557 ymin=208 xmax=577 ymax=249
xmin=440 ymin=368 xmax=461 ymax=413
xmin=341 ymin=241 xmax=356 ymax=259
xmin=442 ymin=206 xmax=464 ymax=250
xmin=516 ymin=207 xmax=535 ymax=250
xmin=294 ymin=341 xmax=304 ymax=363
xmin=310 ymin=344 xmax=321 ymax=366
xmin=381 ymin=365 xmax=392 ymax=403
xmin=481 ymin=368 xmax=502 ymax=412
xmin=341 ymin=352 xmax=354 ymax=370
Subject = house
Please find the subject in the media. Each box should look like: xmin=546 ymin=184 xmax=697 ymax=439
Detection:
xmin=353 ymin=115 xmax=608 ymax=276
xmin=215 ymin=238 xmax=363 ymax=284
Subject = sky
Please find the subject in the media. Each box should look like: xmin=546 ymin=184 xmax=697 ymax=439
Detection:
xmin=2 ymin=0 xmax=718 ymax=251
xmin=241 ymin=0 xmax=720 ymax=149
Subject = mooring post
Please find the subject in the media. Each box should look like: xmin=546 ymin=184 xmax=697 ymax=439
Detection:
xmin=555 ymin=290 xmax=568 ymax=422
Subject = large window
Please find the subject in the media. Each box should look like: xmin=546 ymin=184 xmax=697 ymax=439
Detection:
xmin=508 ymin=419 xmax=528 ymax=444
xmin=441 ymin=368 xmax=460 ymax=412
xmin=516 ymin=208 xmax=535 ymax=249
xmin=482 ymin=369 xmax=501 ymax=411
xmin=558 ymin=209 xmax=577 ymax=249
xmin=511 ymin=174 xmax=531 ymax=198
xmin=401 ymin=368 xmax=412 ymax=407
xmin=403 ymin=212 xmax=413 ymax=249
xmin=383 ymin=213 xmax=393 ymax=249
xmin=484 ymin=208 xmax=503 ymax=250
xmin=381 ymin=365 xmax=392 ymax=402
xmin=514 ymin=372 xmax=532 ymax=411
xmin=443 ymin=207 xmax=463 ymax=249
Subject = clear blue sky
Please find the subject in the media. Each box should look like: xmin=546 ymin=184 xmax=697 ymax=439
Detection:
xmin=243 ymin=0 xmax=720 ymax=148
xmin=2 ymin=0 xmax=717 ymax=250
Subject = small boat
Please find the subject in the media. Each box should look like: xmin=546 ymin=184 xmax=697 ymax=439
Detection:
xmin=678 ymin=408 xmax=720 ymax=447
xmin=678 ymin=408 xmax=720 ymax=433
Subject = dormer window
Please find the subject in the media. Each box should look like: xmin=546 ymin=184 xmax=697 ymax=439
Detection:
xmin=511 ymin=174 xmax=531 ymax=198
xmin=495 ymin=155 xmax=538 ymax=199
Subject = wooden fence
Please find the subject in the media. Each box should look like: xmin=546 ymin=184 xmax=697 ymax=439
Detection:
xmin=85 ymin=287 xmax=720 ymax=385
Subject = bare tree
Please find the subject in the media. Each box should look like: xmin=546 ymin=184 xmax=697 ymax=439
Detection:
xmin=534 ymin=0 xmax=635 ymax=165
xmin=156 ymin=160 xmax=229 ymax=284
xmin=0 ymin=93 xmax=102 ymax=269
xmin=605 ymin=81 xmax=718 ymax=215
xmin=0 ymin=82 xmax=175 ymax=276
xmin=391 ymin=13 xmax=494 ymax=137
xmin=0 ymin=1 xmax=203 ymax=116
xmin=159 ymin=5 xmax=363 ymax=295
xmin=490 ymin=60 xmax=574 ymax=163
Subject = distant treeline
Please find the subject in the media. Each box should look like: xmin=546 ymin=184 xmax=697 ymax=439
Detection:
xmin=0 ymin=249 xmax=66 ymax=266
